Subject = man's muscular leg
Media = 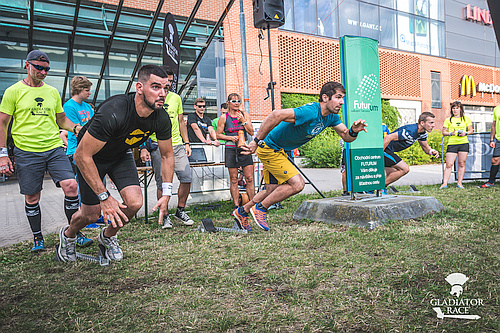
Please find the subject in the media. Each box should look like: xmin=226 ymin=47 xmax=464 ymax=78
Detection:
xmin=385 ymin=161 xmax=410 ymax=186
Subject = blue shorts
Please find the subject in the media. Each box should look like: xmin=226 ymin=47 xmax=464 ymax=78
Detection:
xmin=14 ymin=146 xmax=75 ymax=195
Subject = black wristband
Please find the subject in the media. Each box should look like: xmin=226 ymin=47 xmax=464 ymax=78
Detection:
xmin=253 ymin=137 xmax=260 ymax=144
xmin=73 ymin=125 xmax=78 ymax=134
xmin=349 ymin=127 xmax=358 ymax=137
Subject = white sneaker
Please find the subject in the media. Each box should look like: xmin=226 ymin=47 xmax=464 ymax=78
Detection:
xmin=175 ymin=209 xmax=194 ymax=226
xmin=162 ymin=215 xmax=173 ymax=229
xmin=98 ymin=227 xmax=123 ymax=261
xmin=57 ymin=225 xmax=76 ymax=262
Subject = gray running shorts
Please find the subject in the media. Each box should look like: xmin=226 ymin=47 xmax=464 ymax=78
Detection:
xmin=14 ymin=146 xmax=75 ymax=195
xmin=151 ymin=144 xmax=192 ymax=189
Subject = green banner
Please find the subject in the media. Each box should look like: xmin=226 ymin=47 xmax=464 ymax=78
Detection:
xmin=340 ymin=36 xmax=385 ymax=193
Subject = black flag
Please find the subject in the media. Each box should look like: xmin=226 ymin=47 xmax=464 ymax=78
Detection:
xmin=488 ymin=0 xmax=500 ymax=49
xmin=163 ymin=13 xmax=181 ymax=93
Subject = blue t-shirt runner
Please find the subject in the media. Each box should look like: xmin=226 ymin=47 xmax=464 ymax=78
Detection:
xmin=265 ymin=102 xmax=342 ymax=151
xmin=231 ymin=81 xmax=367 ymax=233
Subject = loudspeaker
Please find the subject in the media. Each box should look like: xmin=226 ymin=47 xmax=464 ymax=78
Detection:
xmin=253 ymin=0 xmax=285 ymax=29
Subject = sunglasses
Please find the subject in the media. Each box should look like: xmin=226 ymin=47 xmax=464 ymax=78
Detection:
xmin=28 ymin=62 xmax=50 ymax=72
xmin=229 ymin=100 xmax=241 ymax=103
xmin=196 ymin=104 xmax=206 ymax=108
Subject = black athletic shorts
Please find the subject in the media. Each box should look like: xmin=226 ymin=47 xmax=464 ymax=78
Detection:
xmin=384 ymin=149 xmax=402 ymax=168
xmin=225 ymin=147 xmax=253 ymax=168
xmin=77 ymin=150 xmax=139 ymax=205
xmin=446 ymin=143 xmax=469 ymax=154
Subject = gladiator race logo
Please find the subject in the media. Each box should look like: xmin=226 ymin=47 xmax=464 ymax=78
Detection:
xmin=30 ymin=97 xmax=49 ymax=116
xmin=35 ymin=97 xmax=44 ymax=107
xmin=430 ymin=273 xmax=483 ymax=320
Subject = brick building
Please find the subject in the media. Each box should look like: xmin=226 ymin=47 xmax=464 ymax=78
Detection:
xmin=1 ymin=0 xmax=499 ymax=130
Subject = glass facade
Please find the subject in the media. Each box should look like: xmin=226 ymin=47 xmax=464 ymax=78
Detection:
xmin=0 ymin=0 xmax=225 ymax=114
xmin=282 ymin=0 xmax=445 ymax=57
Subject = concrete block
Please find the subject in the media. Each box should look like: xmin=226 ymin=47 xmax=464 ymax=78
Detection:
xmin=293 ymin=194 xmax=444 ymax=229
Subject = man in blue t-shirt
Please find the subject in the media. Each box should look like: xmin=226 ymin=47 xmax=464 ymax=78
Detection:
xmin=63 ymin=76 xmax=94 ymax=174
xmin=383 ymin=111 xmax=439 ymax=187
xmin=233 ymin=81 xmax=367 ymax=231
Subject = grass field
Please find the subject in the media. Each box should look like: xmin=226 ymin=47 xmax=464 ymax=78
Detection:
xmin=0 ymin=182 xmax=498 ymax=332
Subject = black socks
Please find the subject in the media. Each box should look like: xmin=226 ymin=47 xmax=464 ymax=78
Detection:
xmin=25 ymin=202 xmax=42 ymax=239
xmin=488 ymin=165 xmax=499 ymax=184
xmin=64 ymin=196 xmax=79 ymax=223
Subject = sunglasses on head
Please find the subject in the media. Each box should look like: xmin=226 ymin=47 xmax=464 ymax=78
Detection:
xmin=196 ymin=104 xmax=206 ymax=108
xmin=28 ymin=61 xmax=50 ymax=72
xmin=229 ymin=99 xmax=241 ymax=103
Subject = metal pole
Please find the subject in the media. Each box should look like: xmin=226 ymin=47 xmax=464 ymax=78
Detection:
xmin=267 ymin=27 xmax=275 ymax=110
xmin=239 ymin=0 xmax=251 ymax=114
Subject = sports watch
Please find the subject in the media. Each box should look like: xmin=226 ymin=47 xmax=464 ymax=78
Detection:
xmin=97 ymin=190 xmax=110 ymax=201
xmin=253 ymin=137 xmax=264 ymax=146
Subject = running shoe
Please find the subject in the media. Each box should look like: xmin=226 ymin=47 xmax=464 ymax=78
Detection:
xmin=162 ymin=215 xmax=173 ymax=229
xmin=31 ymin=239 xmax=45 ymax=252
xmin=57 ymin=226 xmax=76 ymax=262
xmin=477 ymin=182 xmax=494 ymax=188
xmin=175 ymin=208 xmax=194 ymax=226
xmin=380 ymin=188 xmax=387 ymax=195
xmin=94 ymin=215 xmax=106 ymax=226
xmin=439 ymin=185 xmax=448 ymax=189
xmin=76 ymin=231 xmax=93 ymax=247
xmin=233 ymin=207 xmax=251 ymax=231
xmin=250 ymin=204 xmax=269 ymax=231
xmin=98 ymin=227 xmax=123 ymax=261
xmin=456 ymin=184 xmax=465 ymax=189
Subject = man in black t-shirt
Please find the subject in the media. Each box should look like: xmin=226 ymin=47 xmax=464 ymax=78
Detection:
xmin=187 ymin=98 xmax=220 ymax=146
xmin=57 ymin=64 xmax=175 ymax=262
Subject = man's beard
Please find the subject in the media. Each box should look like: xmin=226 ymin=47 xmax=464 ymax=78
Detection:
xmin=143 ymin=95 xmax=164 ymax=112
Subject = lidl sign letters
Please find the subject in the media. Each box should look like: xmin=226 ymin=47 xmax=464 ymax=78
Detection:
xmin=465 ymin=4 xmax=492 ymax=25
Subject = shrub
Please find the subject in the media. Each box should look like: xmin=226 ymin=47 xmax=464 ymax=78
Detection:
xmin=299 ymin=127 xmax=341 ymax=168
xmin=381 ymin=99 xmax=401 ymax=131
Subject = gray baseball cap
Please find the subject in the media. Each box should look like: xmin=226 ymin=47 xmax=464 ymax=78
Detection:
xmin=26 ymin=50 xmax=50 ymax=63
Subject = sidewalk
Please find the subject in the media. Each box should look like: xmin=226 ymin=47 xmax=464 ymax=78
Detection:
xmin=0 ymin=164 xmax=444 ymax=248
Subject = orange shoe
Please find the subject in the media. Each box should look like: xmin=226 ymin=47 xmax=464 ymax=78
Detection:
xmin=250 ymin=204 xmax=269 ymax=231
xmin=233 ymin=207 xmax=251 ymax=231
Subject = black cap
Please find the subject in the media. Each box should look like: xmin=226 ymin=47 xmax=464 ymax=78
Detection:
xmin=26 ymin=50 xmax=50 ymax=63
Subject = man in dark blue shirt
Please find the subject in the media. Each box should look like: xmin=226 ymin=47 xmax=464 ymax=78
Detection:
xmin=383 ymin=111 xmax=439 ymax=186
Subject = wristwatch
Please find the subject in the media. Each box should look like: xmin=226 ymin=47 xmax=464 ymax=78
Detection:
xmin=97 ymin=190 xmax=110 ymax=202
xmin=253 ymin=137 xmax=264 ymax=146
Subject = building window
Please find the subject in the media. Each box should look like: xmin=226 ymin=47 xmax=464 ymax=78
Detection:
xmin=431 ymin=71 xmax=441 ymax=109
xmin=282 ymin=0 xmax=445 ymax=56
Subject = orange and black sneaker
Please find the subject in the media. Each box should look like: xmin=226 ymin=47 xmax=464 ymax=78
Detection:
xmin=250 ymin=204 xmax=269 ymax=231
xmin=477 ymin=182 xmax=494 ymax=188
xmin=233 ymin=207 xmax=251 ymax=231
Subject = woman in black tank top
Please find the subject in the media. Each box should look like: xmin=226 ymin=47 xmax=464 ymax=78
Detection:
xmin=216 ymin=93 xmax=255 ymax=210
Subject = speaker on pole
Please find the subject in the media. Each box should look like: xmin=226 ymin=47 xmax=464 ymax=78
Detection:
xmin=253 ymin=0 xmax=285 ymax=29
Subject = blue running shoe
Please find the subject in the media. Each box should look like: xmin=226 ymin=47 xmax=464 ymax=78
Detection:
xmin=31 ymin=239 xmax=45 ymax=252
xmin=76 ymin=231 xmax=93 ymax=247
xmin=380 ymin=188 xmax=387 ymax=195
xmin=95 ymin=215 xmax=106 ymax=226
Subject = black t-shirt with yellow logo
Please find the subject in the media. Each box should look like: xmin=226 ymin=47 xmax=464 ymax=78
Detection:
xmin=81 ymin=92 xmax=171 ymax=160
